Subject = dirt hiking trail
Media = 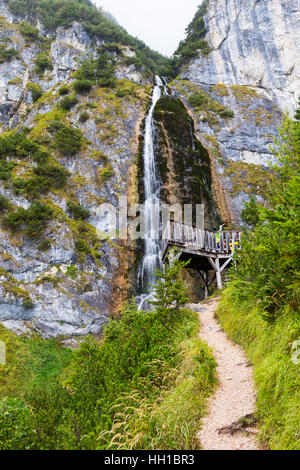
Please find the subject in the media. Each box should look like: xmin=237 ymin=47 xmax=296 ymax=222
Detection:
xmin=194 ymin=298 xmax=259 ymax=450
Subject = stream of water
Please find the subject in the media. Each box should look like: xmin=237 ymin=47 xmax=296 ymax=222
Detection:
xmin=138 ymin=76 xmax=165 ymax=309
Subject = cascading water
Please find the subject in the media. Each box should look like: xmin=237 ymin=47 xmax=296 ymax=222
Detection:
xmin=138 ymin=76 xmax=165 ymax=307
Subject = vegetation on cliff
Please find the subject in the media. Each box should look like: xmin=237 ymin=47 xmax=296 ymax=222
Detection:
xmin=5 ymin=0 xmax=168 ymax=73
xmin=217 ymin=110 xmax=300 ymax=449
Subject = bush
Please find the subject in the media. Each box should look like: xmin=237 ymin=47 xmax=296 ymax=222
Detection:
xmin=188 ymin=93 xmax=207 ymax=107
xmin=35 ymin=52 xmax=52 ymax=76
xmin=19 ymin=20 xmax=40 ymax=40
xmin=78 ymin=111 xmax=90 ymax=123
xmin=28 ymin=83 xmax=43 ymax=102
xmin=33 ymin=148 xmax=50 ymax=164
xmin=85 ymin=102 xmax=97 ymax=109
xmin=3 ymin=201 xmax=53 ymax=238
xmin=33 ymin=164 xmax=69 ymax=188
xmin=67 ymin=201 xmax=90 ymax=220
xmin=97 ymin=165 xmax=114 ymax=182
xmin=73 ymin=79 xmax=93 ymax=93
xmin=0 ymin=195 xmax=11 ymax=213
xmin=38 ymin=240 xmax=51 ymax=251
xmin=0 ymin=397 xmax=35 ymax=450
xmin=58 ymin=95 xmax=79 ymax=110
xmin=0 ymin=47 xmax=19 ymax=64
xmin=54 ymin=125 xmax=83 ymax=155
xmin=219 ymin=109 xmax=234 ymax=119
xmin=58 ymin=85 xmax=69 ymax=96
xmin=0 ymin=160 xmax=15 ymax=180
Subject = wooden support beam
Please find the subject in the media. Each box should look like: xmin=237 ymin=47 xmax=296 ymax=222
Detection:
xmin=215 ymin=258 xmax=222 ymax=290
xmin=220 ymin=257 xmax=233 ymax=273
xmin=208 ymin=257 xmax=217 ymax=271
xmin=198 ymin=271 xmax=209 ymax=298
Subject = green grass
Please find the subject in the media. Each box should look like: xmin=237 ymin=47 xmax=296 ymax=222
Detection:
xmin=0 ymin=325 xmax=72 ymax=398
xmin=98 ymin=310 xmax=217 ymax=450
xmin=216 ymin=285 xmax=300 ymax=450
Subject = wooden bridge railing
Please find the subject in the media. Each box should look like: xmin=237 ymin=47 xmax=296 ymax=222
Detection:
xmin=162 ymin=220 xmax=242 ymax=258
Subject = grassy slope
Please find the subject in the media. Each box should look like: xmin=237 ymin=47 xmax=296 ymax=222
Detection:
xmin=0 ymin=325 xmax=72 ymax=398
xmin=101 ymin=310 xmax=217 ymax=450
xmin=216 ymin=285 xmax=300 ymax=450
xmin=0 ymin=310 xmax=217 ymax=450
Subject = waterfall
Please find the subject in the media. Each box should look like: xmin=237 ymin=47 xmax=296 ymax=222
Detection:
xmin=138 ymin=76 xmax=165 ymax=305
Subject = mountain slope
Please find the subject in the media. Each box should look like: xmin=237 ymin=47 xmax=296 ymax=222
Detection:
xmin=172 ymin=0 xmax=300 ymax=225
xmin=0 ymin=0 xmax=167 ymax=337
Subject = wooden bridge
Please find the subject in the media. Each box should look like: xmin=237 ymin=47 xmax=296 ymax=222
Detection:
xmin=162 ymin=220 xmax=242 ymax=296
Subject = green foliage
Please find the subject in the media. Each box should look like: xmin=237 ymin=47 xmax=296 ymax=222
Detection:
xmin=28 ymin=83 xmax=43 ymax=102
xmin=6 ymin=0 xmax=168 ymax=75
xmin=51 ymin=123 xmax=83 ymax=155
xmin=0 ymin=195 xmax=11 ymax=213
xmin=78 ymin=111 xmax=89 ymax=123
xmin=217 ymin=111 xmax=300 ymax=449
xmin=58 ymin=85 xmax=70 ymax=96
xmin=235 ymin=114 xmax=299 ymax=319
xmin=33 ymin=164 xmax=69 ymax=189
xmin=0 ymin=397 xmax=35 ymax=450
xmin=3 ymin=201 xmax=53 ymax=238
xmin=0 ymin=259 xmax=216 ymax=449
xmin=150 ymin=254 xmax=190 ymax=327
xmin=73 ymin=79 xmax=93 ymax=93
xmin=38 ymin=239 xmax=51 ymax=251
xmin=58 ymin=95 xmax=79 ymax=110
xmin=67 ymin=201 xmax=89 ymax=220
xmin=19 ymin=20 xmax=40 ymax=40
xmin=35 ymin=52 xmax=52 ymax=76
xmin=240 ymin=196 xmax=261 ymax=227
xmin=0 ymin=130 xmax=36 ymax=158
xmin=0 ymin=47 xmax=19 ymax=63
xmin=168 ymin=1 xmax=210 ymax=76
xmin=0 ymin=160 xmax=15 ymax=180
xmin=295 ymin=98 xmax=300 ymax=121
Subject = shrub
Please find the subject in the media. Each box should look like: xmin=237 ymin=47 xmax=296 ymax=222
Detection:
xmin=35 ymin=52 xmax=52 ymax=76
xmin=38 ymin=240 xmax=51 ymax=251
xmin=85 ymin=102 xmax=97 ymax=109
xmin=67 ymin=201 xmax=90 ymax=220
xmin=116 ymin=86 xmax=133 ymax=98
xmin=97 ymin=165 xmax=114 ymax=182
xmin=0 ymin=397 xmax=35 ymax=450
xmin=219 ymin=109 xmax=234 ymax=119
xmin=33 ymin=164 xmax=69 ymax=188
xmin=58 ymin=85 xmax=69 ymax=96
xmin=0 ymin=47 xmax=19 ymax=63
xmin=54 ymin=125 xmax=83 ymax=155
xmin=28 ymin=83 xmax=43 ymax=103
xmin=79 ymin=111 xmax=90 ymax=123
xmin=188 ymin=93 xmax=207 ymax=108
xmin=3 ymin=201 xmax=53 ymax=238
xmin=0 ymin=195 xmax=11 ymax=213
xmin=0 ymin=160 xmax=15 ymax=180
xmin=58 ymin=95 xmax=79 ymax=110
xmin=22 ymin=298 xmax=34 ymax=309
xmin=19 ymin=20 xmax=40 ymax=40
xmin=75 ymin=239 xmax=90 ymax=254
xmin=33 ymin=148 xmax=50 ymax=164
xmin=73 ymin=79 xmax=93 ymax=93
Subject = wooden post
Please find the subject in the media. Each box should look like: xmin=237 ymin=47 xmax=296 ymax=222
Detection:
xmin=215 ymin=258 xmax=222 ymax=290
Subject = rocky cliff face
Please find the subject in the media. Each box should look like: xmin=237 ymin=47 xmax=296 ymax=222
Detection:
xmin=173 ymin=0 xmax=300 ymax=225
xmin=0 ymin=0 xmax=152 ymax=338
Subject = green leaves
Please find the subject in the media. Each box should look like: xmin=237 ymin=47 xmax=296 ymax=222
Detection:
xmin=236 ymin=112 xmax=300 ymax=319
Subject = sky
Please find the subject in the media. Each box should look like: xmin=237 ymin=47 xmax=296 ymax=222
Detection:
xmin=95 ymin=0 xmax=200 ymax=57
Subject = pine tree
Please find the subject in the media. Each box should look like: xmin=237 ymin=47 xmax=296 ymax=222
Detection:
xmin=150 ymin=252 xmax=190 ymax=327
